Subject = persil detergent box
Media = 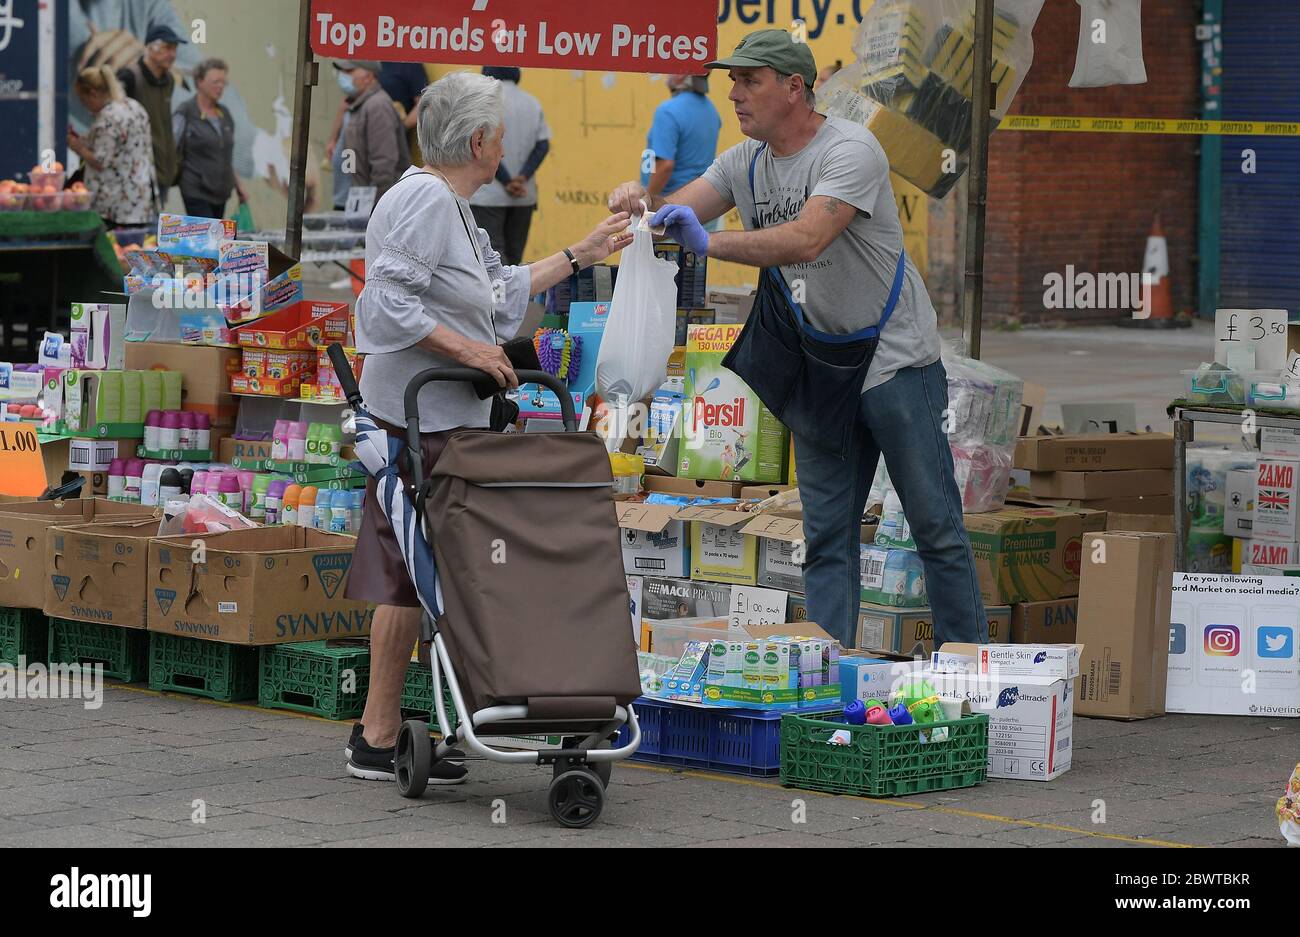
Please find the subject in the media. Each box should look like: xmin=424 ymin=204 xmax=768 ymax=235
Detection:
xmin=680 ymin=324 xmax=787 ymax=483
xmin=157 ymin=214 xmax=236 ymax=259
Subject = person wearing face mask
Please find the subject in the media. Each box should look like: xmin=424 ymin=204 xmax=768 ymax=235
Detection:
xmin=342 ymin=71 xmax=634 ymax=784
xmin=332 ymin=60 xmax=411 ymax=204
xmin=116 ymin=23 xmax=187 ymax=212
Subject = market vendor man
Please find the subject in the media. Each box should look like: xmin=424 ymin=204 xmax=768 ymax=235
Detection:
xmin=609 ymin=29 xmax=986 ymax=649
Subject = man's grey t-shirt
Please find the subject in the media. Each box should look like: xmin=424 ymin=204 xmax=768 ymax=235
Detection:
xmin=702 ymin=115 xmax=940 ymax=392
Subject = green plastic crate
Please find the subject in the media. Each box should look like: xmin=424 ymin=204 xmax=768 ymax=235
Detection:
xmin=259 ymin=640 xmax=370 ymax=720
xmin=400 ymin=660 xmax=459 ymax=726
xmin=0 ymin=608 xmax=49 ymax=667
xmin=780 ymin=712 xmax=989 ymax=797
xmin=48 ymin=618 xmax=149 ymax=683
xmin=148 ymin=633 xmax=259 ymax=701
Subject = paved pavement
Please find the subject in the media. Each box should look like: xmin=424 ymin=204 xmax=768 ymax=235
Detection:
xmin=0 ymin=681 xmax=1291 ymax=847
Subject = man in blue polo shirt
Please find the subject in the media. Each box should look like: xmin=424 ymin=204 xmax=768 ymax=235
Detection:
xmin=641 ymin=74 xmax=722 ymax=210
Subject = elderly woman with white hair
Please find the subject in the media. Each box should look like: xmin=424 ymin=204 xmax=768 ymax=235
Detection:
xmin=342 ymin=71 xmax=633 ymax=784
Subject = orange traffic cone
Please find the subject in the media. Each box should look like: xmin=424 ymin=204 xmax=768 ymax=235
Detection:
xmin=1120 ymin=212 xmax=1190 ymax=329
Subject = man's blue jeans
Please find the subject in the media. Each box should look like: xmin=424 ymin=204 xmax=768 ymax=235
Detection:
xmin=795 ymin=360 xmax=988 ymax=649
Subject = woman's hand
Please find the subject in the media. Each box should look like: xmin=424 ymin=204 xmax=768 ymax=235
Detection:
xmin=572 ymin=212 xmax=634 ymax=267
xmin=458 ymin=339 xmax=518 ymax=389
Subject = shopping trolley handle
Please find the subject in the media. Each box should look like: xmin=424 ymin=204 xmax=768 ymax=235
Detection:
xmin=325 ymin=343 xmax=364 ymax=411
xmin=401 ymin=367 xmax=578 ymax=431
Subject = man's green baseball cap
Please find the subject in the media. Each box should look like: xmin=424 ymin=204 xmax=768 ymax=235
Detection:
xmin=706 ymin=29 xmax=818 ymax=86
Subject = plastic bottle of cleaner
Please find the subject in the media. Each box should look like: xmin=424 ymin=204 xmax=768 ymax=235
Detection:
xmin=177 ymin=467 xmax=194 ymax=495
xmin=178 ymin=411 xmax=196 ymax=450
xmin=143 ymin=411 xmax=163 ymax=451
xmin=287 ymin=422 xmax=307 ymax=462
xmin=326 ymin=425 xmax=344 ymax=463
xmin=140 ymin=464 xmax=165 ymax=506
xmin=235 ymin=471 xmax=254 ymax=513
xmin=158 ymin=467 xmax=183 ymax=504
xmin=106 ymin=458 xmax=127 ymax=500
xmin=329 ymin=490 xmax=351 ymax=533
xmin=123 ymin=459 xmax=144 ymax=503
xmin=264 ymin=479 xmax=287 ymax=525
xmin=314 ymin=489 xmax=332 ymax=530
xmin=204 ymin=470 xmax=224 ymax=499
xmin=297 ymin=486 xmax=318 ymax=528
xmin=878 ymin=490 xmax=910 ymax=545
xmin=194 ymin=413 xmax=211 ymax=453
xmin=281 ymin=483 xmax=302 ymax=527
xmin=159 ymin=411 xmax=181 ymax=452
xmin=350 ymin=489 xmax=364 ymax=533
xmin=250 ymin=474 xmax=271 ymax=521
xmin=305 ymin=423 xmax=322 ymax=464
xmin=191 ymin=470 xmax=209 ymax=498
xmin=218 ymin=474 xmax=242 ymax=511
xmin=271 ymin=419 xmax=291 ymax=461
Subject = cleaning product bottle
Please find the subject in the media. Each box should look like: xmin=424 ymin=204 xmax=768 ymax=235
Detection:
xmin=844 ymin=700 xmax=867 ymax=725
xmin=107 ymin=458 xmax=127 ymax=501
xmin=143 ymin=411 xmax=163 ymax=451
xmin=329 ymin=489 xmax=351 ymax=533
xmin=158 ymin=467 xmax=183 ymax=505
xmin=314 ymin=488 xmax=332 ymax=530
xmin=308 ymin=423 xmax=325 ymax=464
xmin=281 ymin=483 xmax=302 ymax=526
xmin=237 ymin=471 xmax=255 ymax=514
xmin=250 ymin=474 xmax=271 ymax=522
xmin=124 ymin=459 xmax=145 ymax=503
xmin=191 ymin=470 xmax=209 ymax=499
xmin=178 ymin=410 xmax=196 ymax=451
xmin=350 ymin=489 xmax=364 ymax=533
xmin=218 ymin=473 xmax=242 ymax=511
xmin=878 ymin=490 xmax=911 ymax=545
xmin=178 ymin=467 xmax=194 ymax=495
xmin=265 ymin=479 xmax=287 ymax=525
xmin=140 ymin=463 xmax=165 ymax=506
xmin=326 ymin=425 xmax=343 ymax=463
xmin=194 ymin=412 xmax=211 ymax=453
xmin=159 ymin=411 xmax=181 ymax=452
xmin=297 ymin=486 xmax=318 ymax=528
xmin=204 ymin=470 xmax=224 ymax=499
xmin=271 ymin=419 xmax=291 ymax=461
xmin=287 ymin=422 xmax=307 ymax=462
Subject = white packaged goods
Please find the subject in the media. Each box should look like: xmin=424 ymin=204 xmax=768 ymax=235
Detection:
xmin=943 ymin=347 xmax=1023 ymax=513
xmin=1069 ymin=0 xmax=1147 ymax=88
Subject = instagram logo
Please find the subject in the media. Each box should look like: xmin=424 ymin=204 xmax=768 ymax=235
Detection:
xmin=1204 ymin=625 xmax=1241 ymax=657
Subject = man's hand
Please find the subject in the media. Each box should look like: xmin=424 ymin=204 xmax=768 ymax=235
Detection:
xmin=506 ymin=176 xmax=528 ymax=198
xmin=608 ymin=181 xmax=650 ymax=216
xmin=651 ymin=204 xmax=710 ymax=256
xmin=77 ymin=24 xmax=144 ymax=74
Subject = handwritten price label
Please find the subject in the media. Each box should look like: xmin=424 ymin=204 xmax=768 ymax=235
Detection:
xmin=0 ymin=424 xmax=48 ymax=497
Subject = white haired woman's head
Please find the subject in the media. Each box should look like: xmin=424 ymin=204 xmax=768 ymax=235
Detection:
xmin=417 ymin=71 xmax=505 ymax=167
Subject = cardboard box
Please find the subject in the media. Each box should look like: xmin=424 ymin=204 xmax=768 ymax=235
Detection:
xmin=1029 ymin=469 xmax=1172 ymax=500
xmin=978 ymin=643 xmax=1082 ymax=681
xmin=219 ymin=243 xmax=304 ymax=325
xmin=1246 ymin=539 xmax=1300 ymax=566
xmin=145 ymin=526 xmax=373 ymax=645
xmin=230 ymin=372 xmax=303 ymax=398
xmin=74 ymin=471 xmax=108 ymax=498
xmin=679 ymin=324 xmax=788 ymax=483
xmin=838 ymin=654 xmax=924 ymax=703
xmin=741 ymin=512 xmax=804 ymax=593
xmin=1075 ymin=532 xmax=1175 ymax=719
xmin=69 ymin=302 xmax=126 ymax=370
xmin=740 ymin=485 xmax=795 ymax=501
xmin=963 ymin=507 xmax=1088 ymax=605
xmin=855 ymin=600 xmax=1011 ymax=656
xmin=1254 ymin=459 xmax=1300 ymax=542
xmin=1260 ymin=426 xmax=1300 ymax=461
xmin=626 ymin=575 xmax=642 ymax=644
xmin=233 ymin=300 xmax=350 ymax=351
xmin=928 ymin=643 xmax=1076 ymax=781
xmin=1014 ymin=493 xmax=1174 ymax=515
xmin=1015 ymin=433 xmax=1174 ymax=472
xmin=1168 ymin=573 xmax=1300 ymax=718
xmin=1106 ymin=513 xmax=1175 ymax=534
xmin=641 ymin=476 xmax=745 ymax=500
xmin=687 ymin=508 xmax=757 ymax=585
xmin=124 ymin=342 xmax=241 ymax=425
xmin=66 ymin=438 xmax=137 ymax=474
xmin=219 ymin=437 xmax=275 ymax=465
xmin=44 ymin=518 xmax=171 ymax=626
xmin=616 ymin=503 xmax=690 ymax=577
xmin=1011 ymin=598 xmax=1079 ymax=645
xmin=0 ymin=500 xmax=155 ymax=608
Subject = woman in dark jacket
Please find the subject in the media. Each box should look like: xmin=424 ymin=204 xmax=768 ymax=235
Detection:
xmin=171 ymin=58 xmax=248 ymax=218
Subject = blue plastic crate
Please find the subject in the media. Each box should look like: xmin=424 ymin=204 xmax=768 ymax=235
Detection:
xmin=617 ymin=697 xmax=834 ymax=778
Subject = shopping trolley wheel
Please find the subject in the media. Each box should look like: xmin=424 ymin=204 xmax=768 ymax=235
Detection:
xmin=395 ymin=719 xmax=430 ymax=799
xmin=554 ymin=737 xmax=613 ymax=787
xmin=548 ymin=769 xmax=605 ymax=829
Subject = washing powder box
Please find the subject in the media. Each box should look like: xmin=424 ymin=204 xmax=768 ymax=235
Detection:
xmin=156 ymin=213 xmax=236 ymax=259
xmin=233 ymin=300 xmax=350 ymax=351
xmin=679 ymin=324 xmax=787 ymax=483
xmin=616 ymin=503 xmax=689 ymax=577
xmin=684 ymin=506 xmax=757 ymax=585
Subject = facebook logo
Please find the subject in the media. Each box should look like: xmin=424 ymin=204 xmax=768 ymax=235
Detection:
xmin=1169 ymin=622 xmax=1187 ymax=655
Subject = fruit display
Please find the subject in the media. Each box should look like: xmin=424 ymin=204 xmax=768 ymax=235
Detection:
xmin=0 ymin=165 xmax=93 ymax=213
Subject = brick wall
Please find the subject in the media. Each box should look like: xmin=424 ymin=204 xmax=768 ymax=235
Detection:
xmin=982 ymin=0 xmax=1202 ymax=323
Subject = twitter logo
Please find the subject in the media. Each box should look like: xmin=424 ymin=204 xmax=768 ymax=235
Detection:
xmin=1258 ymin=627 xmax=1294 ymax=659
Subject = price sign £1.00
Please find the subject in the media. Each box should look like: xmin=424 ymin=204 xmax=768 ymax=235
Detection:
xmin=0 ymin=423 xmax=48 ymax=497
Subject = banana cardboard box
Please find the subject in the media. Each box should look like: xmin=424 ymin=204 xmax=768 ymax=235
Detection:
xmin=962 ymin=506 xmax=1104 ymax=606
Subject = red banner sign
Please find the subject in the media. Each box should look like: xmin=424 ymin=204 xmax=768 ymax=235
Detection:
xmin=309 ymin=0 xmax=719 ymax=74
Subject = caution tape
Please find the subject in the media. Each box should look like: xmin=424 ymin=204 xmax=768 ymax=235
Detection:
xmin=1001 ymin=115 xmax=1300 ymax=137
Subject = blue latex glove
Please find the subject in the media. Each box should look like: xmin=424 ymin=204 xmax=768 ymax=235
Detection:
xmin=651 ymin=204 xmax=710 ymax=256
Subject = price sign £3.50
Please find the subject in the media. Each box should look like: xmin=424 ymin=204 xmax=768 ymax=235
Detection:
xmin=0 ymin=424 xmax=48 ymax=498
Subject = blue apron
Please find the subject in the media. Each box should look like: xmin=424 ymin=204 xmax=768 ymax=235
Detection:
xmin=722 ymin=143 xmax=906 ymax=459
